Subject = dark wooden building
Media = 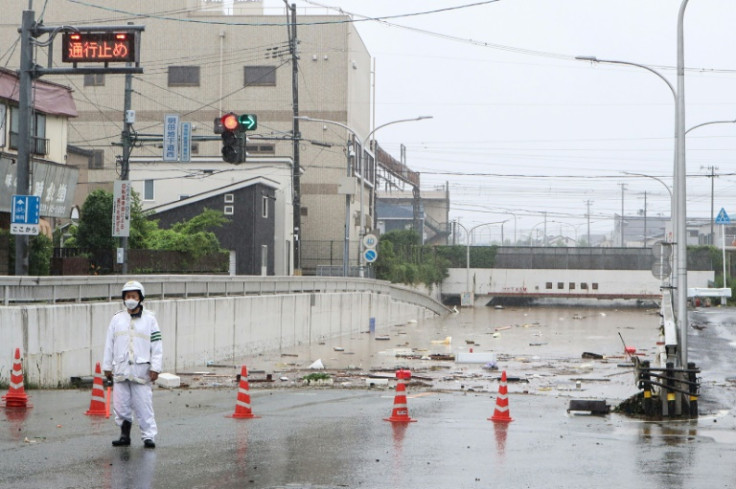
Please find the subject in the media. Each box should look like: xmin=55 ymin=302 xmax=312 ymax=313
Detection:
xmin=150 ymin=178 xmax=277 ymax=275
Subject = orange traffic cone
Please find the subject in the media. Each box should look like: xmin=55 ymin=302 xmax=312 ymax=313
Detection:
xmin=384 ymin=369 xmax=416 ymax=423
xmin=85 ymin=362 xmax=109 ymax=417
xmin=489 ymin=370 xmax=513 ymax=422
xmin=2 ymin=348 xmax=29 ymax=408
xmin=227 ymin=365 xmax=259 ymax=419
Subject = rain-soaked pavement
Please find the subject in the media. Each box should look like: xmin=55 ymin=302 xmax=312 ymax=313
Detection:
xmin=2 ymin=304 xmax=736 ymax=488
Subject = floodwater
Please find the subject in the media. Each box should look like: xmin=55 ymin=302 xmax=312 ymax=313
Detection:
xmin=242 ymin=304 xmax=666 ymax=400
xmin=3 ymin=304 xmax=736 ymax=489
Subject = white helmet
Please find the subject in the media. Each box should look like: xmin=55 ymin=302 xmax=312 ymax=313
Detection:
xmin=121 ymin=280 xmax=145 ymax=301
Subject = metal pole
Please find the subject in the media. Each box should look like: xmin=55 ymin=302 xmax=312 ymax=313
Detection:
xmin=722 ymin=224 xmax=727 ymax=305
xmin=676 ymin=0 xmax=690 ymax=367
xmin=344 ymin=140 xmax=352 ymax=277
xmin=15 ymin=10 xmax=34 ymax=276
xmin=643 ymin=191 xmax=647 ymax=247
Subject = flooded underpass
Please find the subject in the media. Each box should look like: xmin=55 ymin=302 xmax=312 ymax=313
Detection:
xmin=2 ymin=304 xmax=736 ymax=488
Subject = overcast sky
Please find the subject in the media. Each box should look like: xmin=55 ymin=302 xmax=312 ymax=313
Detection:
xmin=260 ymin=0 xmax=736 ymax=243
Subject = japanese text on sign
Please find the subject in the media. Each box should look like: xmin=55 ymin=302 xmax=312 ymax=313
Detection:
xmin=163 ymin=114 xmax=180 ymax=162
xmin=10 ymin=224 xmax=40 ymax=236
xmin=112 ymin=180 xmax=131 ymax=237
xmin=62 ymin=32 xmax=136 ymax=63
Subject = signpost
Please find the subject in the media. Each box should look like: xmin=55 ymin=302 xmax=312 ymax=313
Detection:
xmin=180 ymin=121 xmax=192 ymax=162
xmin=112 ymin=181 xmax=131 ymax=237
xmin=715 ymin=207 xmax=730 ymax=305
xmin=163 ymin=114 xmax=180 ymax=162
xmin=363 ymin=248 xmax=378 ymax=263
xmin=362 ymin=233 xmax=378 ymax=268
xmin=10 ymin=194 xmax=40 ymax=236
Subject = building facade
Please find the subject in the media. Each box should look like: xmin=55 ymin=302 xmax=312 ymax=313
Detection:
xmin=0 ymin=0 xmax=374 ymax=275
xmin=0 ymin=68 xmax=79 ymax=236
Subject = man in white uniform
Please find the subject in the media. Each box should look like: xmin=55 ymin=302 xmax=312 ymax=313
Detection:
xmin=103 ymin=281 xmax=162 ymax=449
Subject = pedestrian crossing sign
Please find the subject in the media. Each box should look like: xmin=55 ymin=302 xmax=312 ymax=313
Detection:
xmin=715 ymin=207 xmax=731 ymax=225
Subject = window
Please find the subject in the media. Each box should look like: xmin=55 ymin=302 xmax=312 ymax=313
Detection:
xmin=244 ymin=66 xmax=276 ymax=86
xmin=581 ymin=283 xmax=588 ymax=290
xmin=168 ymin=66 xmax=200 ymax=87
xmin=300 ymin=207 xmax=308 ymax=217
xmin=224 ymin=194 xmax=234 ymax=203
xmin=144 ymin=180 xmax=154 ymax=200
xmin=557 ymin=282 xmax=564 ymax=290
xmin=9 ymin=107 xmax=47 ymax=155
xmin=224 ymin=205 xmax=234 ymax=215
xmin=262 ymin=196 xmax=269 ymax=218
xmin=89 ymin=150 xmax=104 ymax=169
xmin=245 ymin=143 xmax=275 ymax=155
xmin=545 ymin=282 xmax=552 ymax=290
xmin=569 ymin=282 xmax=576 ymax=290
xmin=84 ymin=73 xmax=105 ymax=86
xmin=592 ymin=283 xmax=599 ymax=290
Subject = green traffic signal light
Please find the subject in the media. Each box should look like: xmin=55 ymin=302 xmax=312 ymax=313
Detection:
xmin=237 ymin=114 xmax=257 ymax=131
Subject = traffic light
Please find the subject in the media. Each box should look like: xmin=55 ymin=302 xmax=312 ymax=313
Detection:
xmin=217 ymin=112 xmax=258 ymax=163
xmin=220 ymin=113 xmax=244 ymax=164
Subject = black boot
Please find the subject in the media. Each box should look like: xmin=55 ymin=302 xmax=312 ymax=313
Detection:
xmin=112 ymin=420 xmax=132 ymax=447
xmin=143 ymin=438 xmax=156 ymax=449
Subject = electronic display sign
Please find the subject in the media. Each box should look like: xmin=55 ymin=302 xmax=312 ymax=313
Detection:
xmin=62 ymin=32 xmax=137 ymax=63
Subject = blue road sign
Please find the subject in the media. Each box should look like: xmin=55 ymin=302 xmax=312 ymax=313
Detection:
xmin=363 ymin=248 xmax=378 ymax=263
xmin=11 ymin=194 xmax=40 ymax=225
xmin=715 ymin=207 xmax=731 ymax=225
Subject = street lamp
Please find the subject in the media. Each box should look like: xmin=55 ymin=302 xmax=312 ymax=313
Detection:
xmin=488 ymin=209 xmax=518 ymax=244
xmin=453 ymin=220 xmax=506 ymax=306
xmin=297 ymin=115 xmax=432 ymax=277
xmin=575 ymin=2 xmax=691 ymax=364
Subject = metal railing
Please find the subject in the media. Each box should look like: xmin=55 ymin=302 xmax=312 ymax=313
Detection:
xmin=0 ymin=275 xmax=449 ymax=315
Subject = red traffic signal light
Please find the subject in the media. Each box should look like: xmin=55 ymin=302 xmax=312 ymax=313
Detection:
xmin=221 ymin=113 xmax=240 ymax=132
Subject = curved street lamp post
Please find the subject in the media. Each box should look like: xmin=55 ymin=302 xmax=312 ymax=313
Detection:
xmin=297 ymin=115 xmax=432 ymax=277
xmin=453 ymin=220 xmax=507 ymax=306
xmin=576 ymin=0 xmax=691 ymax=366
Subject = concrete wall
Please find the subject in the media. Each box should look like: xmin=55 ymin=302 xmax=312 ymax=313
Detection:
xmin=0 ymin=291 xmax=431 ymax=387
xmin=443 ymin=268 xmax=714 ymax=298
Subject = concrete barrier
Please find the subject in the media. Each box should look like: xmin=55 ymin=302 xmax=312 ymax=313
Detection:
xmin=0 ymin=291 xmax=436 ymax=387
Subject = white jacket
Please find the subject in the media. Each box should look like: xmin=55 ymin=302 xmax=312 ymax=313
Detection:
xmin=102 ymin=308 xmax=163 ymax=384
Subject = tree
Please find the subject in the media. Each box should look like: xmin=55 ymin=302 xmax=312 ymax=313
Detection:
xmin=1 ymin=229 xmax=53 ymax=275
xmin=144 ymin=209 xmax=228 ymax=259
xmin=68 ymin=189 xmax=115 ymax=250
xmin=374 ymin=230 xmax=449 ymax=287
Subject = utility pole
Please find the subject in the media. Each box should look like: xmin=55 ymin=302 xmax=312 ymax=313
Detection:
xmin=643 ymin=191 xmax=647 ymax=248
xmin=543 ymin=212 xmax=547 ymax=247
xmin=119 ymin=67 xmax=133 ymax=274
xmin=585 ymin=200 xmax=592 ymax=246
xmin=284 ymin=1 xmax=301 ymax=274
xmin=14 ymin=10 xmax=35 ymax=275
xmin=618 ymin=183 xmax=627 ymax=247
xmin=702 ymin=165 xmax=718 ymax=245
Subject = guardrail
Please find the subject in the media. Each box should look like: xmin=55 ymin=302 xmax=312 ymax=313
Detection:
xmin=0 ymin=275 xmax=449 ymax=315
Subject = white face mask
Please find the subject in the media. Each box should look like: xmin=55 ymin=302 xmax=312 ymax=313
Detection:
xmin=124 ymin=299 xmax=139 ymax=310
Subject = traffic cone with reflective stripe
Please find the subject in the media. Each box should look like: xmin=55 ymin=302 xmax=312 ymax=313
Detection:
xmin=489 ymin=370 xmax=513 ymax=422
xmin=85 ymin=362 xmax=109 ymax=417
xmin=384 ymin=369 xmax=416 ymax=423
xmin=227 ymin=365 xmax=259 ymax=419
xmin=2 ymin=348 xmax=29 ymax=408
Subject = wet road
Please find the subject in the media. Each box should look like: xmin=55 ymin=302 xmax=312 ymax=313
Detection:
xmin=1 ymin=305 xmax=736 ymax=489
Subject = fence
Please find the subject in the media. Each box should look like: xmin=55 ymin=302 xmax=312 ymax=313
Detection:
xmin=51 ymin=248 xmax=229 ymax=275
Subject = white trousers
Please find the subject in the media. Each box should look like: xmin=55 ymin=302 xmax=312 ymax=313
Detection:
xmin=113 ymin=380 xmax=157 ymax=441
